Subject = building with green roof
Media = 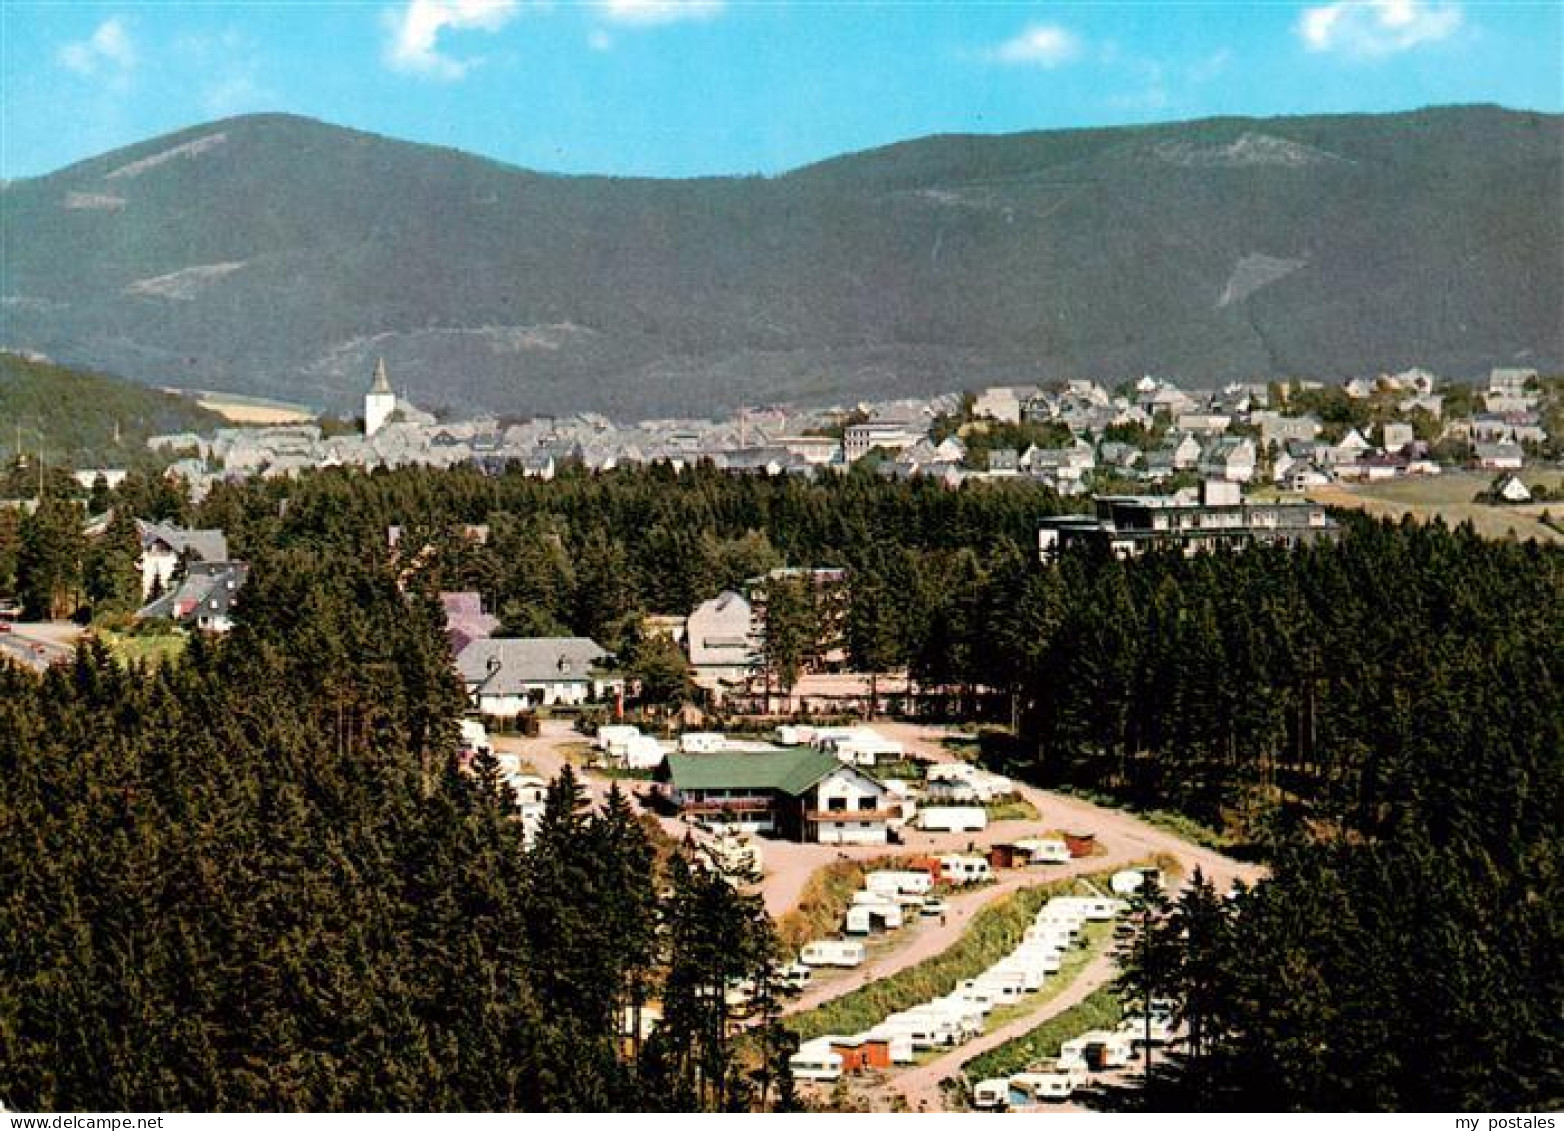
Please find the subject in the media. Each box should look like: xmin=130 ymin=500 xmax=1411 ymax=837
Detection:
xmin=657 ymin=746 xmax=894 ymax=844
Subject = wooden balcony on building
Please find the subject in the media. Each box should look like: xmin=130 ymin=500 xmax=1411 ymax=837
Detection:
xmin=681 ymin=796 xmax=775 ymax=815
xmin=806 ymin=808 xmax=900 ymax=823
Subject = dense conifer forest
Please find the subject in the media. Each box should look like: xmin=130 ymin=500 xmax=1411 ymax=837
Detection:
xmin=1 ymin=462 xmax=1558 ymax=1110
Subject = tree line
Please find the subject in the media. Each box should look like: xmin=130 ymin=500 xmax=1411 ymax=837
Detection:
xmin=0 ymin=530 xmax=792 ymax=1111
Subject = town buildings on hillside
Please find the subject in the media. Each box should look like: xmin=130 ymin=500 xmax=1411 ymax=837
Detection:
xmin=140 ymin=362 xmax=1555 ymax=504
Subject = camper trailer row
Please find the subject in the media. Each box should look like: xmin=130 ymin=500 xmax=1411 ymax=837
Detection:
xmin=603 ymin=721 xmax=909 ymax=786
xmin=923 ymin=761 xmax=1018 ymax=805
xmin=602 ymin=724 xmax=784 ymax=767
xmin=777 ymin=724 xmax=905 ymax=768
xmin=678 ymin=731 xmax=784 ymax=755
xmin=971 ymin=1000 xmax=1181 ymax=1110
xmin=792 ymin=888 xmax=1131 ymax=1084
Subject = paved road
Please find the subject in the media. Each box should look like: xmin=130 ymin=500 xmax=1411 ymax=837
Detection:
xmin=0 ymin=622 xmax=76 ymax=673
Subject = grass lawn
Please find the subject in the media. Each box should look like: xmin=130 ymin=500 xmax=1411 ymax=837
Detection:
xmin=99 ymin=629 xmax=187 ymax=667
xmin=1308 ymin=472 xmax=1564 ymax=544
xmin=595 ymin=764 xmax=654 ymax=782
xmin=940 ymin=736 xmax=983 ymax=760
xmin=872 ymin=758 xmax=930 ymax=781
xmin=986 ymin=797 xmax=1042 ymax=822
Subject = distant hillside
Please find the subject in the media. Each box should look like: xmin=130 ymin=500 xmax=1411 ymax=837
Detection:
xmin=0 ymin=352 xmax=222 ymax=465
xmin=1 ymin=106 xmax=1559 ymax=418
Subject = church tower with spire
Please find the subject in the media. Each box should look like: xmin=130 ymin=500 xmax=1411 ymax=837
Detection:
xmin=364 ymin=357 xmax=396 ymax=437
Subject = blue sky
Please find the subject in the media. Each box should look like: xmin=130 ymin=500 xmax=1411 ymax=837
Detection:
xmin=2 ymin=1 xmax=1559 ymax=180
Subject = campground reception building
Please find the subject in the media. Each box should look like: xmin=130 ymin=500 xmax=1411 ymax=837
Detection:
xmin=657 ymin=747 xmax=895 ymax=845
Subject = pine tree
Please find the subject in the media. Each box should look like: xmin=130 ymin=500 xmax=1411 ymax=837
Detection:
xmin=16 ymin=493 xmax=84 ymax=619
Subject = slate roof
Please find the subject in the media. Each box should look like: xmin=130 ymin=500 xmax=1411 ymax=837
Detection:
xmin=687 ymin=591 xmax=755 ymax=667
xmin=660 ymin=747 xmax=851 ymax=797
xmin=1475 ymin=442 xmax=1524 ymax=461
xmin=136 ymin=520 xmax=228 ymax=563
xmin=137 ymin=561 xmax=249 ymax=624
xmin=457 ymin=637 xmax=610 ymax=694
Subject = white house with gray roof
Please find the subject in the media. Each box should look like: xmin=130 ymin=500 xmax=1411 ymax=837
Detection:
xmin=136 ymin=520 xmax=230 ymax=598
xmin=456 ymin=637 xmax=619 ymax=715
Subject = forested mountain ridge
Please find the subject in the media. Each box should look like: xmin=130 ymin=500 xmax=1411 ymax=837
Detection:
xmin=2 ymin=105 xmax=1559 ymax=417
xmin=0 ymin=351 xmax=222 ymax=466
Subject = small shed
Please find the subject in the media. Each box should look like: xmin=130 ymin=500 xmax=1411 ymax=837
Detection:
xmin=988 ymin=843 xmax=1027 ymax=870
xmin=830 ymin=1037 xmax=893 ymax=1074
xmin=1062 ymin=831 xmax=1097 ymax=858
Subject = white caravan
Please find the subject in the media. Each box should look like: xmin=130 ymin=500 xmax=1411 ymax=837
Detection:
xmin=799 ymin=939 xmax=866 ymax=968
xmin=1009 ymin=1067 xmax=1088 ymax=1104
xmin=1016 ymin=837 xmax=1072 ymax=864
xmin=845 ymin=902 xmax=904 ymax=935
xmin=938 ymin=855 xmax=993 ymax=884
xmin=789 ymin=1038 xmax=843 ymax=1082
xmin=919 ymin=806 xmax=988 ymax=833
xmin=972 ymin=1079 xmax=1011 ymax=1110
xmin=864 ymin=870 xmax=934 ymax=897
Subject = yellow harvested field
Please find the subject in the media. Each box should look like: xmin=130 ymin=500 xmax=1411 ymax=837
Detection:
xmin=1307 ymin=472 xmax=1563 ymax=544
xmin=196 ymin=394 xmax=314 ymax=424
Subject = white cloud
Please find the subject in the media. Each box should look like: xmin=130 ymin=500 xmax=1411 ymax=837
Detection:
xmin=1298 ymin=0 xmax=1463 ymax=57
xmin=58 ymin=18 xmax=137 ymax=82
xmin=596 ymin=0 xmax=724 ymax=25
xmin=992 ymin=24 xmax=1082 ymax=68
xmin=383 ymin=0 xmax=519 ymax=79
